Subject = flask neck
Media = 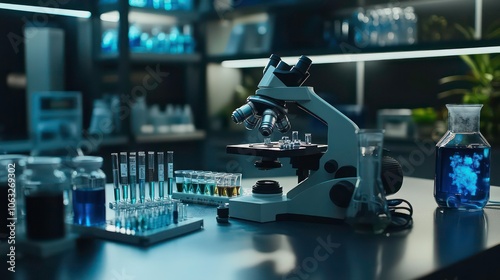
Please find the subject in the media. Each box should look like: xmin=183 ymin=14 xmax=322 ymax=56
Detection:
xmin=447 ymin=104 xmax=481 ymax=133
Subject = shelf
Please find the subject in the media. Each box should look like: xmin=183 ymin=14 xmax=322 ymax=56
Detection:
xmin=135 ymin=130 xmax=206 ymax=143
xmin=98 ymin=52 xmax=201 ymax=63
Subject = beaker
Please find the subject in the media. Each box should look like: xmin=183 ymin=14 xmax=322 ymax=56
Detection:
xmin=345 ymin=129 xmax=391 ymax=234
xmin=434 ymin=104 xmax=491 ymax=210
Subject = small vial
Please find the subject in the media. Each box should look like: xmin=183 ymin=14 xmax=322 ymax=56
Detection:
xmin=305 ymin=133 xmax=312 ymax=145
xmin=292 ymin=131 xmax=299 ymax=142
xmin=111 ymin=153 xmax=121 ymax=204
xmin=148 ymin=152 xmax=155 ymax=201
xmin=119 ymin=152 xmax=129 ymax=202
xmin=129 ymin=152 xmax=137 ymax=204
xmin=264 ymin=137 xmax=272 ymax=146
xmin=157 ymin=152 xmax=165 ymax=199
xmin=138 ymin=152 xmax=146 ymax=203
xmin=166 ymin=151 xmax=174 ymax=199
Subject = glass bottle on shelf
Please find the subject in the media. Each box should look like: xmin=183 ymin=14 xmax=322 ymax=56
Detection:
xmin=434 ymin=104 xmax=491 ymax=210
xmin=345 ymin=129 xmax=392 ymax=234
xmin=183 ymin=24 xmax=196 ymax=53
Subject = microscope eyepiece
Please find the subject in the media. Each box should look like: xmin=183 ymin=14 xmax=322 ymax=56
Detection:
xmin=263 ymin=54 xmax=282 ymax=74
xmin=231 ymin=102 xmax=255 ymax=124
xmin=259 ymin=109 xmax=278 ymax=137
xmin=292 ymin=55 xmax=312 ymax=76
xmin=276 ymin=60 xmax=292 ymax=71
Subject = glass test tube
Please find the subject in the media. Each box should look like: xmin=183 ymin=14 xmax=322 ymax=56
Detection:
xmin=119 ymin=152 xmax=129 ymax=202
xmin=148 ymin=152 xmax=155 ymax=200
xmin=129 ymin=152 xmax=137 ymax=204
xmin=305 ymin=133 xmax=312 ymax=145
xmin=111 ymin=153 xmax=121 ymax=204
xmin=158 ymin=152 xmax=165 ymax=199
xmin=292 ymin=131 xmax=299 ymax=142
xmin=138 ymin=152 xmax=146 ymax=203
xmin=167 ymin=151 xmax=174 ymax=198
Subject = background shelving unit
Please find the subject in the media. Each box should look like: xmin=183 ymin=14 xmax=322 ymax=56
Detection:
xmin=91 ymin=0 xmax=207 ymax=149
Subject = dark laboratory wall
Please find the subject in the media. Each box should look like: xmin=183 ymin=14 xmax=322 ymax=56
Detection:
xmin=363 ymin=56 xmax=469 ymax=127
xmin=0 ymin=10 xmax=91 ymax=140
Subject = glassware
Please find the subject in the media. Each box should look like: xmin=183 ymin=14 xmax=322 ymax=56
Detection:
xmin=22 ymin=157 xmax=67 ymax=240
xmin=71 ymin=156 xmax=106 ymax=226
xmin=434 ymin=104 xmax=491 ymax=210
xmin=345 ymin=129 xmax=391 ymax=234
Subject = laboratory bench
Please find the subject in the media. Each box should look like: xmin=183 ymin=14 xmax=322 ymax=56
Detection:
xmin=2 ymin=176 xmax=500 ymax=280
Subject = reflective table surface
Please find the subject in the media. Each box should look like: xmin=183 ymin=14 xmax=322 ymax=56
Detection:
xmin=2 ymin=177 xmax=500 ymax=280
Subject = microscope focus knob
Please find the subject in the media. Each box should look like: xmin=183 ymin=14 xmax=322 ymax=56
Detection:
xmin=329 ymin=180 xmax=355 ymax=208
xmin=324 ymin=160 xmax=339 ymax=173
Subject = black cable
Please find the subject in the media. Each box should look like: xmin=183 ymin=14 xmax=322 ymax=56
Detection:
xmin=386 ymin=199 xmax=413 ymax=232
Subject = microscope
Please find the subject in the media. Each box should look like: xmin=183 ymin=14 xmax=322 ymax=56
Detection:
xmin=227 ymin=54 xmax=403 ymax=223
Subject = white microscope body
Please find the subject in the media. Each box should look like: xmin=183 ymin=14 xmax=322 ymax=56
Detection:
xmin=227 ymin=55 xmax=360 ymax=223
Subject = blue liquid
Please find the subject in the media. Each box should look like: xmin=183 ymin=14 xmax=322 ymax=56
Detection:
xmin=72 ymin=188 xmax=106 ymax=226
xmin=435 ymin=146 xmax=490 ymax=209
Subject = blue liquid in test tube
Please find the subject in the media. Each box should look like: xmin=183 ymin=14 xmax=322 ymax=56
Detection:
xmin=119 ymin=152 xmax=129 ymax=202
xmin=158 ymin=152 xmax=165 ymax=199
xmin=138 ymin=152 xmax=146 ymax=204
xmin=129 ymin=152 xmax=137 ymax=204
xmin=148 ymin=152 xmax=155 ymax=201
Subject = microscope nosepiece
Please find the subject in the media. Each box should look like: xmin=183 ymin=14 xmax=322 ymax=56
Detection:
xmin=231 ymin=102 xmax=255 ymax=124
xmin=259 ymin=109 xmax=278 ymax=137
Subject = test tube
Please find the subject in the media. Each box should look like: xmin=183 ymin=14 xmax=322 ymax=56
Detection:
xmin=292 ymin=131 xmax=299 ymax=142
xmin=167 ymin=151 xmax=174 ymax=198
xmin=138 ymin=152 xmax=146 ymax=203
xmin=157 ymin=152 xmax=165 ymax=199
xmin=148 ymin=152 xmax=155 ymax=201
xmin=129 ymin=152 xmax=137 ymax=204
xmin=119 ymin=152 xmax=129 ymax=202
xmin=111 ymin=153 xmax=121 ymax=204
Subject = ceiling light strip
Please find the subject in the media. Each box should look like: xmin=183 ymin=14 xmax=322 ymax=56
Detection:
xmin=221 ymin=46 xmax=500 ymax=68
xmin=0 ymin=3 xmax=91 ymax=18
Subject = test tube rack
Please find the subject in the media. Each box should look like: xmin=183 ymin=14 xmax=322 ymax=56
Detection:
xmin=172 ymin=192 xmax=231 ymax=206
xmin=71 ymin=217 xmax=203 ymax=246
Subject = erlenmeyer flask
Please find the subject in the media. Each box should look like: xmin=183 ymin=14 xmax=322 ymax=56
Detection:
xmin=434 ymin=104 xmax=491 ymax=210
xmin=346 ymin=129 xmax=391 ymax=234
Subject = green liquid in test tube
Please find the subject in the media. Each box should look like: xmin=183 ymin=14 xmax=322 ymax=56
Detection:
xmin=119 ymin=152 xmax=129 ymax=202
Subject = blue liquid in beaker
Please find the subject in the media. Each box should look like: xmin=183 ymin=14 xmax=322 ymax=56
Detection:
xmin=73 ymin=188 xmax=106 ymax=226
xmin=435 ymin=146 xmax=490 ymax=209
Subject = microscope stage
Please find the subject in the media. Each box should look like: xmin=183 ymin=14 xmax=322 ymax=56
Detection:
xmin=226 ymin=143 xmax=327 ymax=158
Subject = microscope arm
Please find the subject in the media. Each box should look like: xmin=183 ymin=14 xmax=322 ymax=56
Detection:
xmin=257 ymin=86 xmax=359 ymax=199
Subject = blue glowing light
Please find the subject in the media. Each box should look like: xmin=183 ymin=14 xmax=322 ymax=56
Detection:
xmin=448 ymin=153 xmax=483 ymax=196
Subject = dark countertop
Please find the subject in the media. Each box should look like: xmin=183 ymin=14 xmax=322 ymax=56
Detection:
xmin=2 ymin=177 xmax=500 ymax=280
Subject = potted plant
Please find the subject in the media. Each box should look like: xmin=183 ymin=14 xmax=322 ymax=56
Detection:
xmin=438 ymin=23 xmax=500 ymax=143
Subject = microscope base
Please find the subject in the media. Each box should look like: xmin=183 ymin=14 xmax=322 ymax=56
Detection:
xmin=229 ymin=195 xmax=288 ymax=223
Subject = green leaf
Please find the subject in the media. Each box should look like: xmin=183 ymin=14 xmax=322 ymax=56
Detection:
xmin=439 ymin=75 xmax=478 ymax=84
xmin=438 ymin=89 xmax=470 ymax=99
xmin=460 ymin=55 xmax=482 ymax=80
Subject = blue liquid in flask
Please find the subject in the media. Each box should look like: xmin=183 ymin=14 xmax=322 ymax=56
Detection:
xmin=73 ymin=188 xmax=106 ymax=226
xmin=435 ymin=146 xmax=490 ymax=209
